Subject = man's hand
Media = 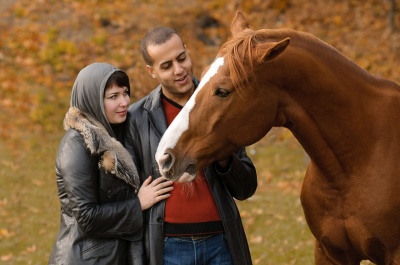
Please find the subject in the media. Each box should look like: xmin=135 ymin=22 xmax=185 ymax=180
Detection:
xmin=215 ymin=156 xmax=232 ymax=173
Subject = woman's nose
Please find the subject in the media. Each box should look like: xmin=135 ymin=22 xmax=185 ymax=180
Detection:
xmin=120 ymin=96 xmax=129 ymax=106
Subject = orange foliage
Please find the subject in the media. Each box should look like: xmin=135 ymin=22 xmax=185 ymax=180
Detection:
xmin=0 ymin=0 xmax=399 ymax=144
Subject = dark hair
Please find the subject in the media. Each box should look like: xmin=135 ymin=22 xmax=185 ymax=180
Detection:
xmin=105 ymin=71 xmax=130 ymax=96
xmin=141 ymin=27 xmax=181 ymax=66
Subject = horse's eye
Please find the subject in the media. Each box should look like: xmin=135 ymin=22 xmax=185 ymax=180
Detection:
xmin=215 ymin=88 xmax=231 ymax=98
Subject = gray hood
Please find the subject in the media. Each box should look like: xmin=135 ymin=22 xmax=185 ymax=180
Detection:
xmin=70 ymin=62 xmax=119 ymax=137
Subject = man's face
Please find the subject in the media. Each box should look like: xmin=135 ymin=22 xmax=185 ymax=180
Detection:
xmin=146 ymin=34 xmax=194 ymax=104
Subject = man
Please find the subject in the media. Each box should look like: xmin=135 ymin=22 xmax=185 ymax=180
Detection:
xmin=124 ymin=26 xmax=257 ymax=265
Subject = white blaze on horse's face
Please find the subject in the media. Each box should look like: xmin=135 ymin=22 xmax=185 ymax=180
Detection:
xmin=155 ymin=57 xmax=225 ymax=176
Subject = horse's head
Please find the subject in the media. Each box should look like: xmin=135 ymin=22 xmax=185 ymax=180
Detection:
xmin=156 ymin=11 xmax=290 ymax=181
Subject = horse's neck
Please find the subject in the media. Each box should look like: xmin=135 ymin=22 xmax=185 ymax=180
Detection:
xmin=283 ymin=101 xmax=349 ymax=183
xmin=274 ymin=38 xmax=400 ymax=182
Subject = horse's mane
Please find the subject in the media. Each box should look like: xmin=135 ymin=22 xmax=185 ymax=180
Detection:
xmin=220 ymin=28 xmax=259 ymax=97
xmin=219 ymin=28 xmax=370 ymax=95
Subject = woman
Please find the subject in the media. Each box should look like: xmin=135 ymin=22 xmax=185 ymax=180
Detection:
xmin=49 ymin=62 xmax=173 ymax=265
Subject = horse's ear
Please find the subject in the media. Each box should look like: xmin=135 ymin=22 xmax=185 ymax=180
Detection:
xmin=231 ymin=11 xmax=249 ymax=36
xmin=257 ymin=37 xmax=291 ymax=63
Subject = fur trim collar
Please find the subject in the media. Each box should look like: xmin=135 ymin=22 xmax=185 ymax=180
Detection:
xmin=64 ymin=107 xmax=139 ymax=191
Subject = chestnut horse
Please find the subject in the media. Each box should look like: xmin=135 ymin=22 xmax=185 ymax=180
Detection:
xmin=156 ymin=11 xmax=400 ymax=264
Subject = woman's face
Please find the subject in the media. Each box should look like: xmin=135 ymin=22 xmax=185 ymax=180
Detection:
xmin=104 ymin=84 xmax=130 ymax=124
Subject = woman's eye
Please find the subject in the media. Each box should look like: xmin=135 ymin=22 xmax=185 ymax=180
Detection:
xmin=215 ymin=88 xmax=231 ymax=98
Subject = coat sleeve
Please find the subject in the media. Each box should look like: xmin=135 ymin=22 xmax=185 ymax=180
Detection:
xmin=213 ymin=147 xmax=257 ymax=200
xmin=58 ymin=131 xmax=143 ymax=238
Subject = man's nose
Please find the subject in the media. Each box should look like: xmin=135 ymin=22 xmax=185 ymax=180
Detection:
xmin=173 ymin=63 xmax=184 ymax=75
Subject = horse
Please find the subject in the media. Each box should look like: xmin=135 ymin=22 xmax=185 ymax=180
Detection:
xmin=155 ymin=10 xmax=400 ymax=265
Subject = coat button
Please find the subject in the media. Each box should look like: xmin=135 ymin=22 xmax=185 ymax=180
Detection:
xmin=156 ymin=217 xmax=163 ymax=222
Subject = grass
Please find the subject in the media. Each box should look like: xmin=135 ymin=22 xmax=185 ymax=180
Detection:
xmin=0 ymin=128 xmax=374 ymax=264
xmin=0 ymin=133 xmax=60 ymax=264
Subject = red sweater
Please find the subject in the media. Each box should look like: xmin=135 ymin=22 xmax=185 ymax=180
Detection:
xmin=162 ymin=95 xmax=223 ymax=236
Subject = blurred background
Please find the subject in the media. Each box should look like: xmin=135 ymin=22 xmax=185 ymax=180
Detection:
xmin=1 ymin=0 xmax=399 ymax=264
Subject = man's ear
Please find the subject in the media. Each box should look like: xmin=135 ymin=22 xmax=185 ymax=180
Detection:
xmin=184 ymin=44 xmax=189 ymax=54
xmin=146 ymin=65 xmax=156 ymax=78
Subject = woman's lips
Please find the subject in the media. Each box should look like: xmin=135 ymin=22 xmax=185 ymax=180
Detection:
xmin=117 ymin=110 xmax=127 ymax=116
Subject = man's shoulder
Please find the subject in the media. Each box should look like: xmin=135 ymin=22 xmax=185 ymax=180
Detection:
xmin=128 ymin=87 xmax=162 ymax=114
xmin=128 ymin=96 xmax=147 ymax=113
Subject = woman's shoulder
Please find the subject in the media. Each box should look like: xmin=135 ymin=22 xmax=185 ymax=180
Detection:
xmin=56 ymin=128 xmax=95 ymax=171
xmin=60 ymin=128 xmax=84 ymax=144
xmin=57 ymin=129 xmax=87 ymax=157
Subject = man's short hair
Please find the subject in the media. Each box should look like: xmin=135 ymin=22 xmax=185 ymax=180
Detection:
xmin=141 ymin=27 xmax=181 ymax=66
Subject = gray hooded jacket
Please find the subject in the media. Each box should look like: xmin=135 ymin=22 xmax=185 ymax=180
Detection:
xmin=49 ymin=63 xmax=143 ymax=265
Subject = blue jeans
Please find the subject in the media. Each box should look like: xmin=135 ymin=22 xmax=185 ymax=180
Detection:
xmin=163 ymin=234 xmax=233 ymax=265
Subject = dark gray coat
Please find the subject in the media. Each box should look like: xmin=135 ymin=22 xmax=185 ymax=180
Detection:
xmin=124 ymin=79 xmax=257 ymax=265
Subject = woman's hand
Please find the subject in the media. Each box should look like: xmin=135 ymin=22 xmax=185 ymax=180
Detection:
xmin=137 ymin=176 xmax=174 ymax=210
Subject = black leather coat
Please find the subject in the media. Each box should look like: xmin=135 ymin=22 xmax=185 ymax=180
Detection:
xmin=49 ymin=129 xmax=144 ymax=265
xmin=124 ymin=79 xmax=258 ymax=265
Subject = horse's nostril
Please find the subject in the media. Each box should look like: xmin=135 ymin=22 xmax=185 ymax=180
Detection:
xmin=160 ymin=152 xmax=174 ymax=172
